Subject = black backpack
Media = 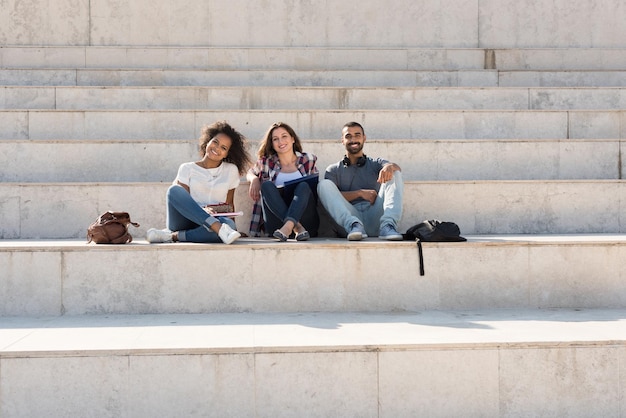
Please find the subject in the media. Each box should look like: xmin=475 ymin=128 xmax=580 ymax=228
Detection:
xmin=403 ymin=220 xmax=466 ymax=242
xmin=404 ymin=220 xmax=466 ymax=276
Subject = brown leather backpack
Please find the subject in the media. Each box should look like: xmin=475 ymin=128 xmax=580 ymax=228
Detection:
xmin=87 ymin=211 xmax=140 ymax=244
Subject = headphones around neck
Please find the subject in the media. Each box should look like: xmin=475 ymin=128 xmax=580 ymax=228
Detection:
xmin=342 ymin=155 xmax=367 ymax=167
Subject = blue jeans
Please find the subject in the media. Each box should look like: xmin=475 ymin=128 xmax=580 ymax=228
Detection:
xmin=317 ymin=171 xmax=403 ymax=237
xmin=260 ymin=181 xmax=319 ymax=236
xmin=166 ymin=184 xmax=236 ymax=243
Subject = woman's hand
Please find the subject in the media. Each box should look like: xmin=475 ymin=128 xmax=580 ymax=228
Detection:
xmin=248 ymin=177 xmax=261 ymax=201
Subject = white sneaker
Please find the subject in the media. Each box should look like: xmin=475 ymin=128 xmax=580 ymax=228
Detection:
xmin=218 ymin=223 xmax=241 ymax=244
xmin=146 ymin=228 xmax=173 ymax=243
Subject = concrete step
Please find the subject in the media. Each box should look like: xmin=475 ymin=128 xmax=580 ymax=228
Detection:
xmin=2 ymin=86 xmax=626 ymax=110
xmin=500 ymin=71 xmax=626 ymax=87
xmin=1 ymin=308 xmax=625 ymax=417
xmin=2 ymin=109 xmax=624 ymax=140
xmin=0 ymin=47 xmax=488 ymax=70
xmin=3 ymin=68 xmax=626 ymax=88
xmin=0 ymin=180 xmax=624 ymax=239
xmin=0 ymin=68 xmax=499 ymax=87
xmin=1 ymin=236 xmax=626 ymax=316
xmin=493 ymin=48 xmax=626 ymax=71
xmin=1 ymin=139 xmax=622 ymax=183
xmin=2 ymin=46 xmax=626 ymax=71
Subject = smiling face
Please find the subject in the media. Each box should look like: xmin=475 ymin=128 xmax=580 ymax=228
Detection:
xmin=271 ymin=127 xmax=295 ymax=156
xmin=205 ymin=133 xmax=232 ymax=163
xmin=342 ymin=125 xmax=366 ymax=156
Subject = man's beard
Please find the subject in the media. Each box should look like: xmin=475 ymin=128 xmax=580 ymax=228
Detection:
xmin=345 ymin=142 xmax=363 ymax=155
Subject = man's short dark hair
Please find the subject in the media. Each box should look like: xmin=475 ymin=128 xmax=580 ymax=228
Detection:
xmin=343 ymin=121 xmax=365 ymax=135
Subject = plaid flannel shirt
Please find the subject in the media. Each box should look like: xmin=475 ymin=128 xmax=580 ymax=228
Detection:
xmin=248 ymin=151 xmax=318 ymax=236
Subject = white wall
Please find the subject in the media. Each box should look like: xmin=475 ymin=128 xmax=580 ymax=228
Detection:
xmin=1 ymin=0 xmax=624 ymax=47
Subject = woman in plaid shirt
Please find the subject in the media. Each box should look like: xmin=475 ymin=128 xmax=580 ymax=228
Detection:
xmin=246 ymin=122 xmax=319 ymax=240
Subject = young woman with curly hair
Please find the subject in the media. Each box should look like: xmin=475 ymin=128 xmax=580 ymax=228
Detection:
xmin=147 ymin=120 xmax=252 ymax=244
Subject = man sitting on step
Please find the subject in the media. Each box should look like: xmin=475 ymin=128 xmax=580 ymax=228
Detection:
xmin=317 ymin=121 xmax=404 ymax=241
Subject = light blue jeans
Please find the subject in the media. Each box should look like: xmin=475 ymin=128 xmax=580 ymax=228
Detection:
xmin=317 ymin=171 xmax=403 ymax=237
xmin=166 ymin=184 xmax=236 ymax=243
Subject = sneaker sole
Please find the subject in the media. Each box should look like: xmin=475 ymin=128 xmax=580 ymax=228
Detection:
xmin=223 ymin=232 xmax=241 ymax=245
xmin=381 ymin=235 xmax=403 ymax=241
xmin=347 ymin=232 xmax=363 ymax=241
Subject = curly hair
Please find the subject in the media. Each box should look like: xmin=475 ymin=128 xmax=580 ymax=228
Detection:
xmin=198 ymin=120 xmax=252 ymax=175
xmin=256 ymin=122 xmax=303 ymax=158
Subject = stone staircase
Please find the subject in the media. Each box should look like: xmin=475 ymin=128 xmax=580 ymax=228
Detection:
xmin=1 ymin=0 xmax=626 ymax=416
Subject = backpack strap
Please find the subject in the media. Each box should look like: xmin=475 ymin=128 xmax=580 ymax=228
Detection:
xmin=416 ymin=239 xmax=424 ymax=276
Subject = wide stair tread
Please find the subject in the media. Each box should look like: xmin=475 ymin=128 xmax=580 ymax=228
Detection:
xmin=3 ymin=308 xmax=625 ymax=354
xmin=3 ymin=307 xmax=625 ymax=416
